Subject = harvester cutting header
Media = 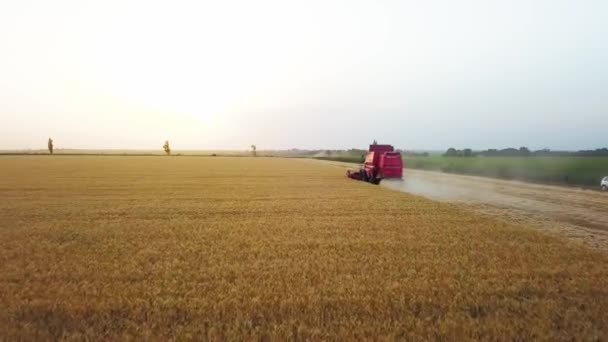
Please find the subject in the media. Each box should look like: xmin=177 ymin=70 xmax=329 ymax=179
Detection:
xmin=347 ymin=143 xmax=403 ymax=184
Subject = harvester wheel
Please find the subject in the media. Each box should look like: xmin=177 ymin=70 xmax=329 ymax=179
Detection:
xmin=367 ymin=171 xmax=379 ymax=184
xmin=361 ymin=170 xmax=368 ymax=182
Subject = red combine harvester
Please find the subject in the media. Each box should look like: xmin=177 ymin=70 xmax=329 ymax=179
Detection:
xmin=347 ymin=144 xmax=403 ymax=184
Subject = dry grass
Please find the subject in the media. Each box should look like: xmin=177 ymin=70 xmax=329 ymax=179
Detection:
xmin=0 ymin=156 xmax=607 ymax=340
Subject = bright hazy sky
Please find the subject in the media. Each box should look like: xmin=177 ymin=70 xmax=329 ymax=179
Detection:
xmin=1 ymin=0 xmax=606 ymax=151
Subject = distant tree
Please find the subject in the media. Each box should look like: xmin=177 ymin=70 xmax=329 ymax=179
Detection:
xmin=501 ymin=148 xmax=519 ymax=156
xmin=519 ymin=146 xmax=531 ymax=156
xmin=372 ymin=139 xmax=378 ymax=145
xmin=325 ymin=150 xmax=331 ymax=156
xmin=444 ymin=147 xmax=458 ymax=157
xmin=163 ymin=141 xmax=171 ymax=155
xmin=463 ymin=148 xmax=473 ymax=157
xmin=251 ymin=145 xmax=257 ymax=157
xmin=484 ymin=149 xmax=498 ymax=157
xmin=47 ymin=138 xmax=53 ymax=155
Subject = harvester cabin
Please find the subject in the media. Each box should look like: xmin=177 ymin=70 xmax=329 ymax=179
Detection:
xmin=365 ymin=144 xmax=395 ymax=166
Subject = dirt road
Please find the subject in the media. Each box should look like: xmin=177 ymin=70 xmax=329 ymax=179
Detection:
xmin=315 ymin=160 xmax=608 ymax=251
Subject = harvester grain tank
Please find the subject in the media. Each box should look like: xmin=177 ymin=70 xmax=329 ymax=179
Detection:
xmin=347 ymin=144 xmax=403 ymax=184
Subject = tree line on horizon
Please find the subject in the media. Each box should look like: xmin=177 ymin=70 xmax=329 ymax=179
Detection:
xmin=31 ymin=139 xmax=608 ymax=158
xmin=443 ymin=147 xmax=608 ymax=157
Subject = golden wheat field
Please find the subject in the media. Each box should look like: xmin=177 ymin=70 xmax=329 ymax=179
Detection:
xmin=1 ymin=156 xmax=607 ymax=340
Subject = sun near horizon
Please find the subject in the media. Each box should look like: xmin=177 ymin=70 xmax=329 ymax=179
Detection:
xmin=1 ymin=0 xmax=607 ymax=151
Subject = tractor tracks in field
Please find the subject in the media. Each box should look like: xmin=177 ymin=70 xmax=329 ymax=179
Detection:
xmin=312 ymin=159 xmax=608 ymax=252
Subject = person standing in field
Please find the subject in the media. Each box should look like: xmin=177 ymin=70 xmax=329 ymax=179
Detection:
xmin=163 ymin=141 xmax=171 ymax=155
xmin=48 ymin=138 xmax=53 ymax=155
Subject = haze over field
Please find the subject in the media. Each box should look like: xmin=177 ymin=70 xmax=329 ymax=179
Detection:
xmin=1 ymin=0 xmax=606 ymax=150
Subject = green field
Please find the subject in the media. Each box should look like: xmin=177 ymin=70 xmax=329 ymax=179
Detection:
xmin=404 ymin=156 xmax=608 ymax=187
xmin=316 ymin=155 xmax=608 ymax=187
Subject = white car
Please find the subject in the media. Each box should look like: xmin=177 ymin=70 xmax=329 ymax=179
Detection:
xmin=603 ymin=176 xmax=608 ymax=191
